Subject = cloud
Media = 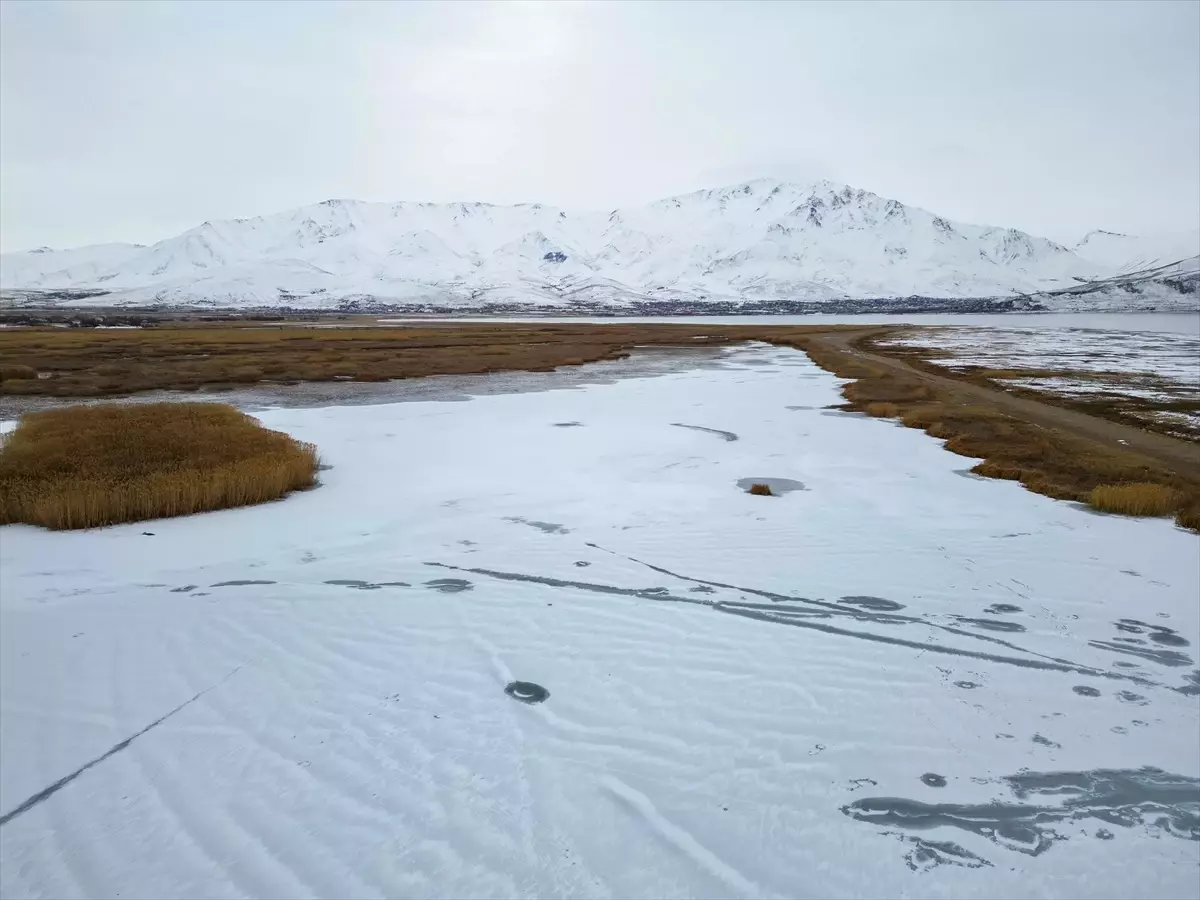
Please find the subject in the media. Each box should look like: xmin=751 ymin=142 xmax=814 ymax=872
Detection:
xmin=1 ymin=0 xmax=1197 ymax=251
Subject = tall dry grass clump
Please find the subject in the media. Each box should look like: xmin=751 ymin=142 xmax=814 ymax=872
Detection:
xmin=1087 ymin=483 xmax=1179 ymax=517
xmin=0 ymin=402 xmax=318 ymax=529
xmin=0 ymin=364 xmax=36 ymax=381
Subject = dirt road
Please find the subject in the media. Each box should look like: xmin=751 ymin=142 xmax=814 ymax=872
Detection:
xmin=807 ymin=328 xmax=1200 ymax=479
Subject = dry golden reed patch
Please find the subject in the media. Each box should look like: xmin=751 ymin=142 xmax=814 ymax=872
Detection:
xmin=1176 ymin=502 xmax=1200 ymax=532
xmin=1087 ymin=483 xmax=1180 ymax=517
xmin=0 ymin=323 xmax=738 ymax=397
xmin=0 ymin=402 xmax=318 ymax=530
xmin=747 ymin=482 xmax=773 ymax=496
xmin=865 ymin=402 xmax=900 ymax=418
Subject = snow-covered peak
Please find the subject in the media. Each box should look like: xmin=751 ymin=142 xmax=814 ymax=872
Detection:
xmin=1 ymin=180 xmax=1182 ymax=309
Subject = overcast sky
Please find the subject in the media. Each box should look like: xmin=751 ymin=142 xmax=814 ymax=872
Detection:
xmin=2 ymin=0 xmax=1198 ymax=252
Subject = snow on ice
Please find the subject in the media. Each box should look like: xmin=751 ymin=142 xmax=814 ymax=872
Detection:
xmin=1 ymin=344 xmax=1198 ymax=899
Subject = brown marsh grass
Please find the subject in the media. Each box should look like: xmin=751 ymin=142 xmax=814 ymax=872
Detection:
xmin=0 ymin=323 xmax=750 ymax=397
xmin=864 ymin=402 xmax=900 ymax=418
xmin=747 ymin=482 xmax=774 ymax=496
xmin=798 ymin=332 xmax=1200 ymax=532
xmin=0 ymin=402 xmax=318 ymax=529
xmin=1087 ymin=483 xmax=1180 ymax=517
xmin=2 ymin=321 xmax=1196 ymax=530
xmin=0 ymin=364 xmax=36 ymax=381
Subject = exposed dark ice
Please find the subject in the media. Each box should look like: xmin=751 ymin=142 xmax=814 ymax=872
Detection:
xmin=841 ymin=595 xmax=906 ymax=612
xmin=505 ymin=517 xmax=571 ymax=535
xmin=505 ymin=681 xmax=550 ymax=704
xmin=424 ymin=578 xmax=474 ymax=594
xmin=843 ymin=766 xmax=1200 ymax=865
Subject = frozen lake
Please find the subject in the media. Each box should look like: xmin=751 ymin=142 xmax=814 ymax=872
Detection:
xmin=380 ymin=312 xmax=1200 ymax=335
xmin=1 ymin=344 xmax=1197 ymax=899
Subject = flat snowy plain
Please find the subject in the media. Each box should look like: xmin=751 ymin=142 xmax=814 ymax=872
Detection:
xmin=1 ymin=343 xmax=1198 ymax=899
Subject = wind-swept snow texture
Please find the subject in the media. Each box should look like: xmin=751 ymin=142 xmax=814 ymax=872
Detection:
xmin=2 ymin=344 xmax=1197 ymax=899
xmin=4 ymin=179 xmax=1196 ymax=310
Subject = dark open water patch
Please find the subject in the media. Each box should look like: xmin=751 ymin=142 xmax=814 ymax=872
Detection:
xmin=504 ymin=681 xmax=549 ymax=704
xmin=1072 ymin=685 xmax=1102 ymax=697
xmin=843 ymin=766 xmax=1200 ymax=866
xmin=921 ymin=773 xmax=948 ymax=788
xmin=672 ymin=422 xmax=738 ymax=441
xmin=984 ymin=603 xmax=1023 ymax=614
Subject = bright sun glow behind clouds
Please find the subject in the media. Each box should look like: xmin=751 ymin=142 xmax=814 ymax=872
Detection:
xmin=1 ymin=0 xmax=1197 ymax=251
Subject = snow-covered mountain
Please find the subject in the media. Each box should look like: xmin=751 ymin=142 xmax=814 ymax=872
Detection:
xmin=2 ymin=179 xmax=1195 ymax=309
xmin=1072 ymin=229 xmax=1200 ymax=271
xmin=1 ymin=242 xmax=146 ymax=288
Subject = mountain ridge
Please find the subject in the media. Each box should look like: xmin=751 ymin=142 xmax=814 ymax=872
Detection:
xmin=3 ymin=179 xmax=1197 ymax=310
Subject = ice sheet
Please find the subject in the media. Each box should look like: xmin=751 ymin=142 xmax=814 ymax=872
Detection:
xmin=2 ymin=345 xmax=1197 ymax=899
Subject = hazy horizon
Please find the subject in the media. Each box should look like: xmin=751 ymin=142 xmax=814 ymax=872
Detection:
xmin=2 ymin=0 xmax=1198 ymax=253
